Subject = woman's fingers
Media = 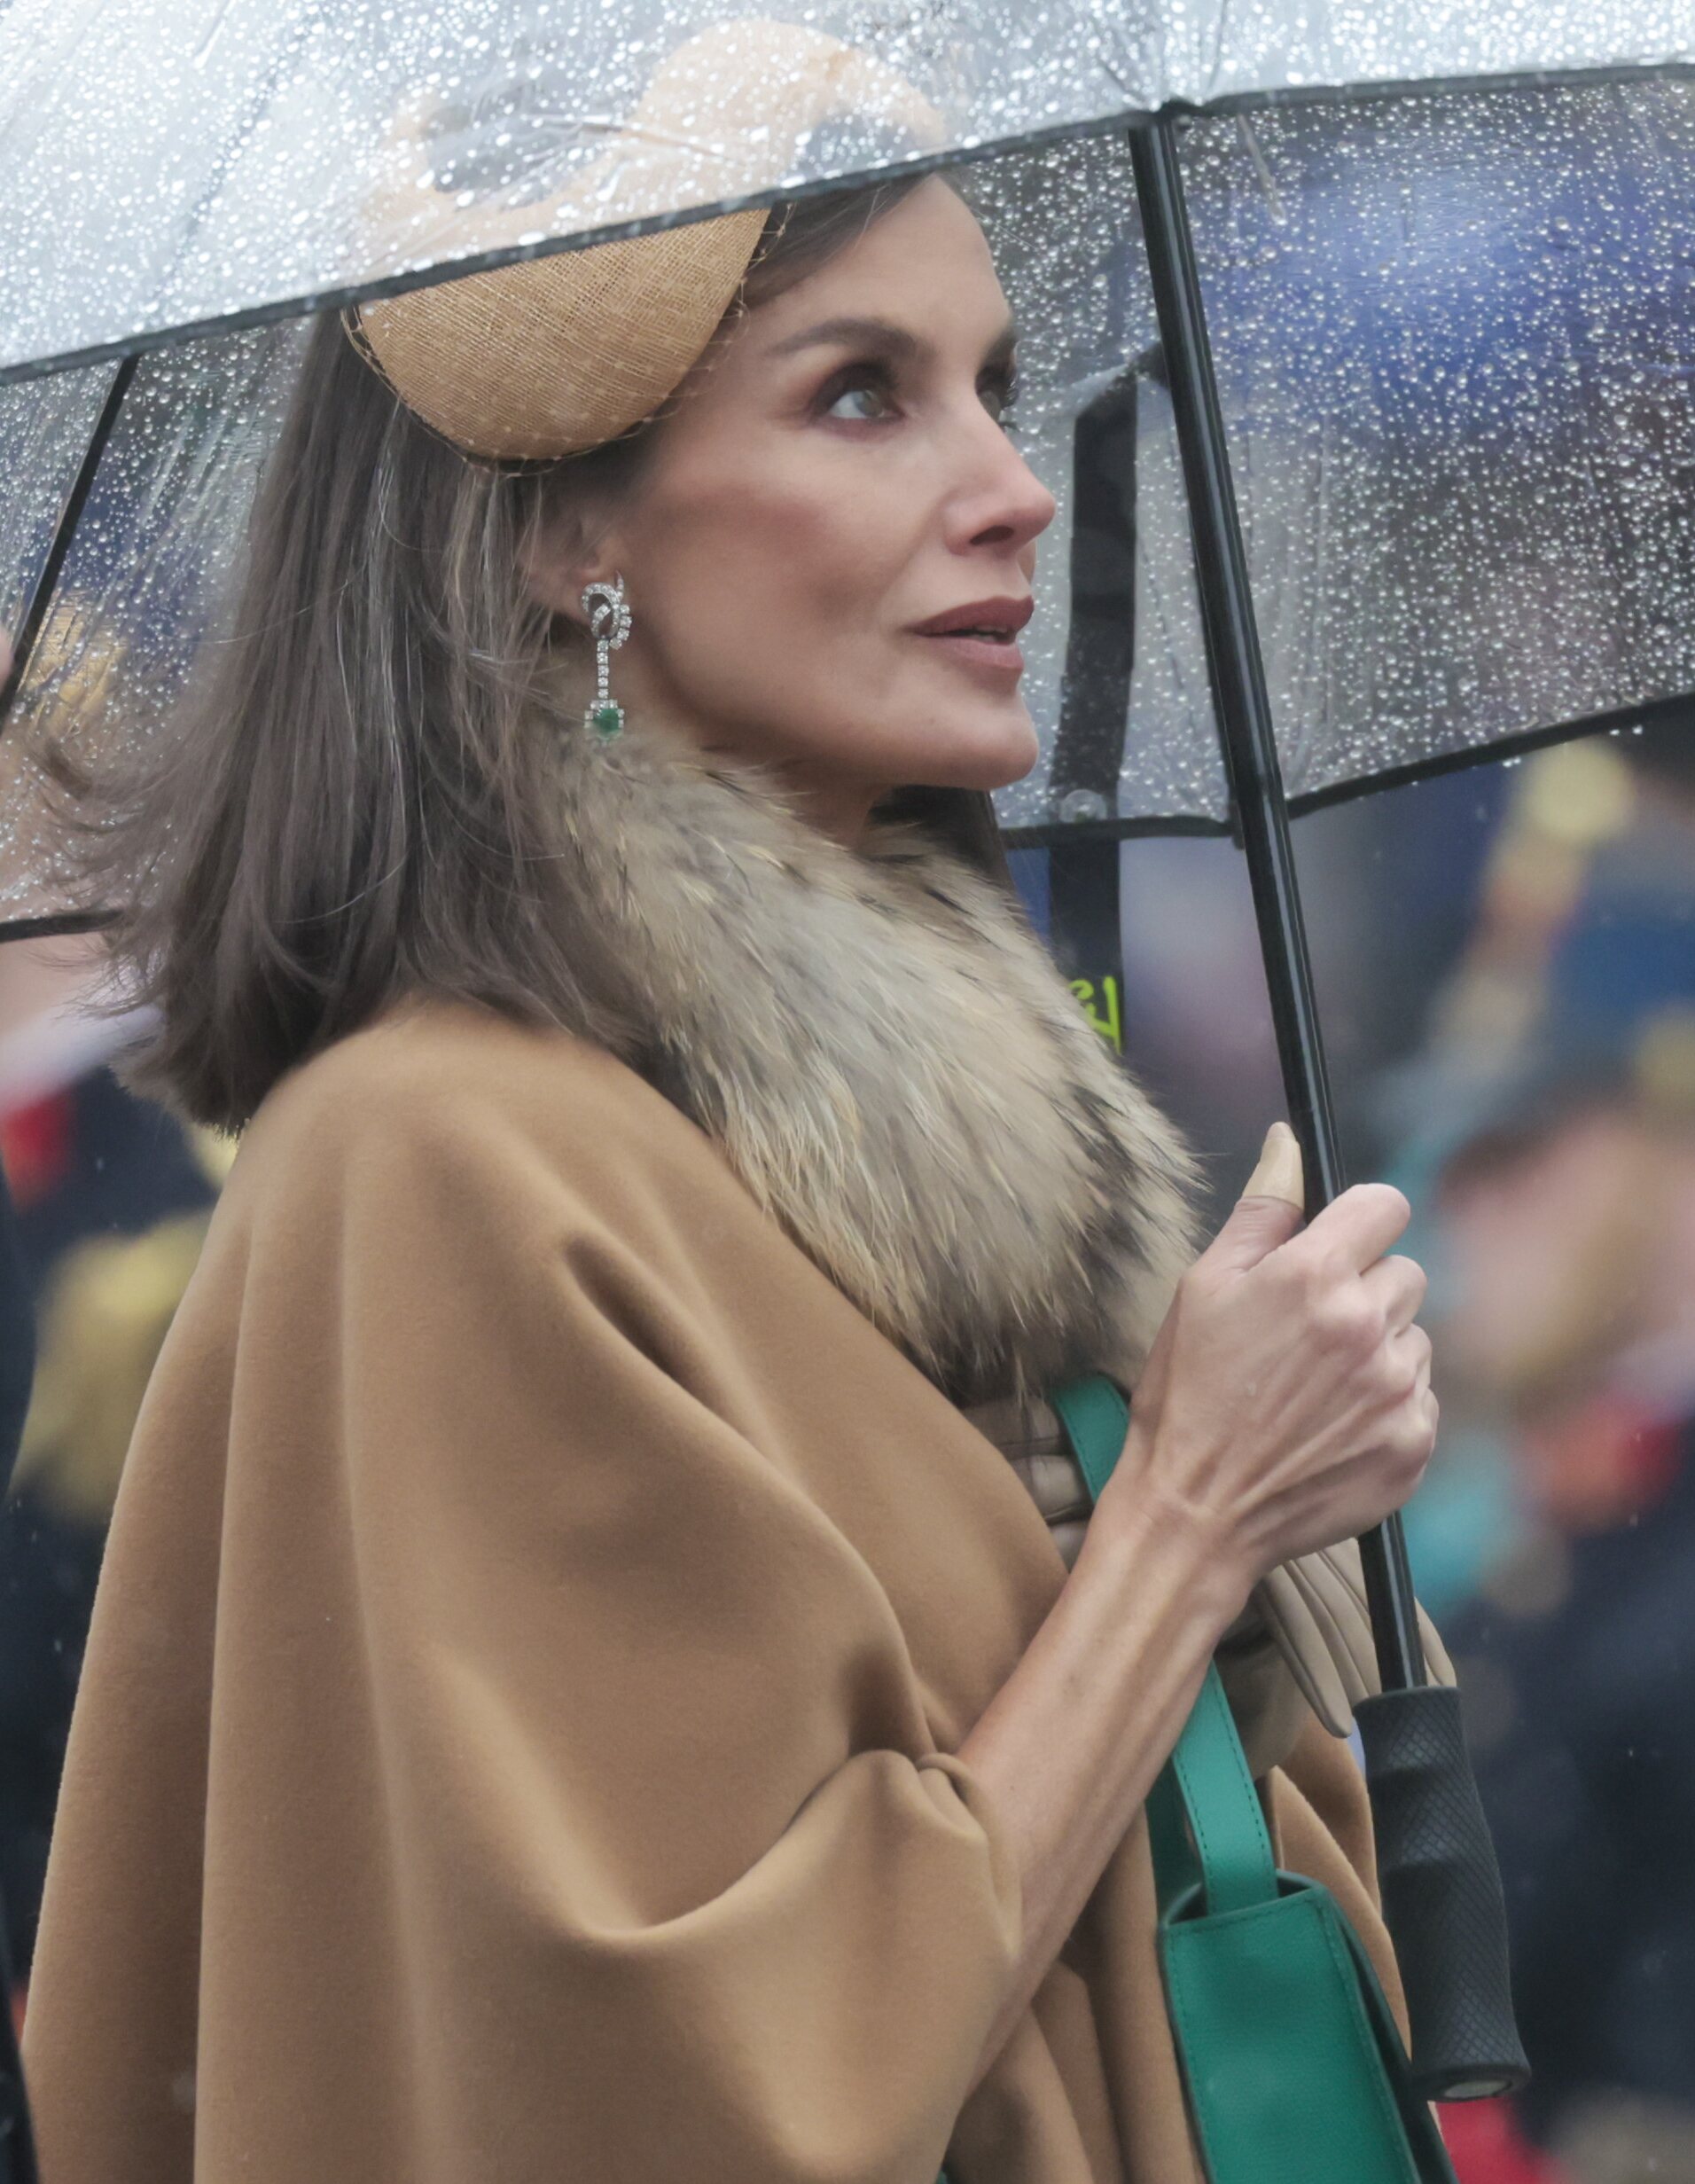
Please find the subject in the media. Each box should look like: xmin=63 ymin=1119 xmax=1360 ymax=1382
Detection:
xmin=1125 ymin=1169 xmax=1446 ymax=1584
xmin=1385 ymin=1319 xmax=1433 ymax=1393
xmin=1300 ymin=1182 xmax=1413 ymax=1277
xmin=1386 ymin=1327 xmax=1438 ymax=1466
xmin=1410 ymin=1338 xmax=1439 ymax=1431
xmin=1360 ymin=1252 xmax=1427 ymax=1334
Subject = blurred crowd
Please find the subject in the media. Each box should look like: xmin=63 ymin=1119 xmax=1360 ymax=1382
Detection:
xmin=0 ymin=720 xmax=1689 ymax=2180
xmin=1402 ymin=730 xmax=1695 ymax=2184
xmin=1118 ymin=720 xmax=1695 ymax=2184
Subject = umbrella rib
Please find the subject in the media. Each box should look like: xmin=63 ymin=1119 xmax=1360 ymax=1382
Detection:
xmin=0 ymin=353 xmax=137 ymax=738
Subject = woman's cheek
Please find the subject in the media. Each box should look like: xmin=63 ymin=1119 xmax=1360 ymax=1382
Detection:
xmin=639 ymin=456 xmax=918 ymax=701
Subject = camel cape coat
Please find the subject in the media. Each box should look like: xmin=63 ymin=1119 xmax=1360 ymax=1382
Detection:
xmin=25 ymin=998 xmax=1403 ymax=2184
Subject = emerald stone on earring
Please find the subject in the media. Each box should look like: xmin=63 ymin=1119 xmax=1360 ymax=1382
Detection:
xmin=580 ymin=576 xmax=631 ymax=748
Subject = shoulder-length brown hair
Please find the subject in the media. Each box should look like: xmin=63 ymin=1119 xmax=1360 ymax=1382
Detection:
xmin=70 ymin=181 xmax=1012 ymax=1133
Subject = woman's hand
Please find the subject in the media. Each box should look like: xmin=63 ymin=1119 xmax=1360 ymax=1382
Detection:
xmin=1098 ymin=1121 xmax=1437 ymax=1596
xmin=961 ymin=1122 xmax=1435 ymax=2091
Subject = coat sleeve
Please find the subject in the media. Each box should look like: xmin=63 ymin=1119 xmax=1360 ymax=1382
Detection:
xmin=322 ymin=1073 xmax=1023 ymax=2184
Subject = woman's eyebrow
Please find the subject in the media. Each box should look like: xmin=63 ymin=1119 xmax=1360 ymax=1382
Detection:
xmin=764 ymin=313 xmax=1019 ymax=365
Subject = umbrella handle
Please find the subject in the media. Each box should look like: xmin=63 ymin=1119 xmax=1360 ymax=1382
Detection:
xmin=1355 ymin=1687 xmax=1530 ymax=2101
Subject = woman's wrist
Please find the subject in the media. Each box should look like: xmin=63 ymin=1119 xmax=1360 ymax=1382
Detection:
xmin=1083 ymin=1418 xmax=1257 ymax=1635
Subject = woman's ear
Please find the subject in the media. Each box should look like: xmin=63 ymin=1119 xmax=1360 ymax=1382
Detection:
xmin=519 ymin=499 xmax=634 ymax=628
xmin=519 ymin=521 xmax=598 ymax=627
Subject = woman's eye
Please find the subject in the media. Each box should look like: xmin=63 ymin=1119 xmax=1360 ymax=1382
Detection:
xmin=823 ymin=375 xmax=896 ymax=424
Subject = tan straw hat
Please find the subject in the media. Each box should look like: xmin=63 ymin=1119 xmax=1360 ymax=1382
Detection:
xmin=345 ymin=21 xmax=943 ymax=464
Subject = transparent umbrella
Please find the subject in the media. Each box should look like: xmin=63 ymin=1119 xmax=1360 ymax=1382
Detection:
xmin=2 ymin=0 xmax=1691 ymax=2139
xmin=2 ymin=4 xmax=1691 ymax=888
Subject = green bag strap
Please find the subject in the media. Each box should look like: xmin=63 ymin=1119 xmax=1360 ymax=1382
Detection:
xmin=1047 ymin=1375 xmax=1197 ymax=1905
xmin=1002 ymin=1376 xmax=1456 ymax=2184
xmin=1048 ymin=1376 xmax=1277 ymax=1916
xmin=1047 ymin=1374 xmax=1128 ymax=1503
xmin=1164 ymin=1665 xmax=1277 ymax=1914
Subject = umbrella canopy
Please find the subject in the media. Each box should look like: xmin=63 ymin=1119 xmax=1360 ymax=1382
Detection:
xmin=1 ymin=0 xmax=1687 ymax=387
xmin=1071 ymin=74 xmax=1695 ymax=827
xmin=0 ymin=1 xmax=1691 ymax=930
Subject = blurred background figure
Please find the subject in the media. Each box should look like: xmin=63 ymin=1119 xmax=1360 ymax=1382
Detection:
xmin=0 ymin=930 xmax=222 ymax=2012
xmin=1433 ymin=1032 xmax=1695 ymax=2184
xmin=1410 ymin=723 xmax=1695 ymax=2184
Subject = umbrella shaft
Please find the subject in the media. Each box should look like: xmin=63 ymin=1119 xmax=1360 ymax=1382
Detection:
xmin=1128 ymin=113 xmax=1426 ymax=1693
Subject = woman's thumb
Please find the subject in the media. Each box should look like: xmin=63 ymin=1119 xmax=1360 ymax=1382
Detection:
xmin=1208 ymin=1122 xmax=1307 ymax=1272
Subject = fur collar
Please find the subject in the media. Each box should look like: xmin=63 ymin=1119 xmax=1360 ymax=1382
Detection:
xmin=558 ymin=714 xmax=1199 ymax=1407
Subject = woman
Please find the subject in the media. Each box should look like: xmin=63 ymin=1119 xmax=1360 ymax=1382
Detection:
xmin=23 ymin=148 xmax=1443 ymax=2183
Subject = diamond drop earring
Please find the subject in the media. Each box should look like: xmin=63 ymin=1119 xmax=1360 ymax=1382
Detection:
xmin=580 ymin=575 xmax=631 ymax=741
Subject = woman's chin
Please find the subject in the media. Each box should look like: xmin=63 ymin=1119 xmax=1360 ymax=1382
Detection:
xmin=926 ymin=712 xmax=1042 ymax=794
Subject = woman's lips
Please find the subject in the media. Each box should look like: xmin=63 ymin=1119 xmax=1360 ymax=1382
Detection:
xmin=915 ymin=630 xmax=1027 ymax=677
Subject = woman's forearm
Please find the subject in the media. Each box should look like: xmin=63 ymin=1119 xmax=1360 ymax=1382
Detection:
xmin=957 ymin=1162 xmax=1441 ymax=2094
xmin=956 ymin=1436 xmax=1249 ymax=2093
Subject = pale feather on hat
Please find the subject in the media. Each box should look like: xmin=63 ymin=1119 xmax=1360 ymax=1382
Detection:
xmin=348 ymin=20 xmax=946 ymax=462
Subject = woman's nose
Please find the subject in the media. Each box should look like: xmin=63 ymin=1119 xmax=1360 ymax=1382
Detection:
xmin=944 ymin=417 xmax=1058 ymax=560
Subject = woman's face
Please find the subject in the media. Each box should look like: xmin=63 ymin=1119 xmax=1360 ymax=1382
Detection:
xmin=536 ymin=178 xmax=1057 ymax=842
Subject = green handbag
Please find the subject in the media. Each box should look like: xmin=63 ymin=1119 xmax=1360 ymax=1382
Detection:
xmin=938 ymin=1374 xmax=1457 ymax=2184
